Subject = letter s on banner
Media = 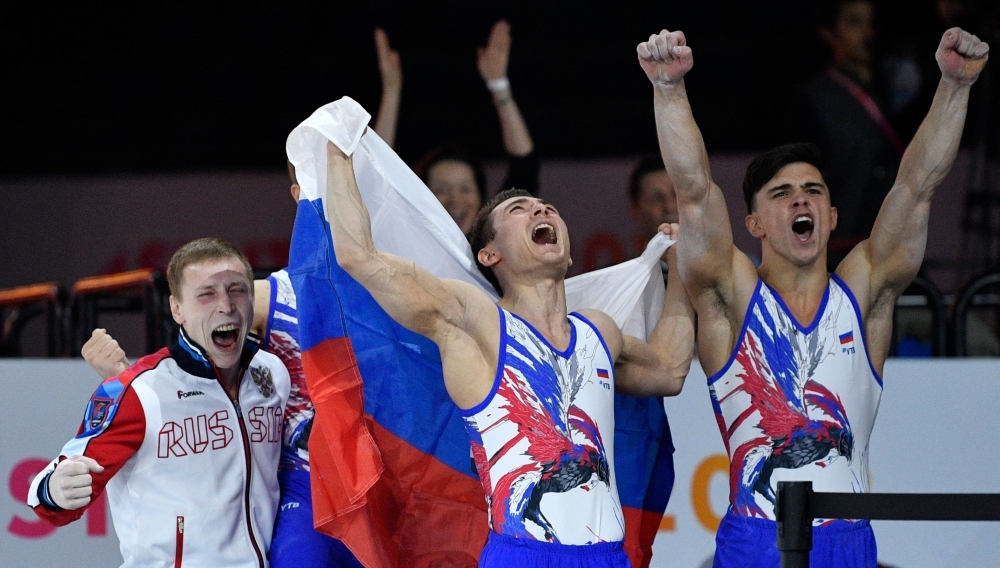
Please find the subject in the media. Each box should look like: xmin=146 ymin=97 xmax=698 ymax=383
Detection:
xmin=8 ymin=459 xmax=56 ymax=538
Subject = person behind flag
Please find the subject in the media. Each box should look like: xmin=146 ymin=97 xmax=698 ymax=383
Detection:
xmin=323 ymin=133 xmax=696 ymax=567
xmin=81 ymin=172 xmax=364 ymax=568
xmin=373 ymin=20 xmax=539 ymax=235
xmin=637 ymin=26 xmax=988 ymax=567
xmin=28 ymin=238 xmax=291 ymax=568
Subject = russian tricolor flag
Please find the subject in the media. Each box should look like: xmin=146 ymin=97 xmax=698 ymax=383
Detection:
xmin=839 ymin=331 xmax=854 ymax=345
xmin=287 ymin=98 xmax=677 ymax=568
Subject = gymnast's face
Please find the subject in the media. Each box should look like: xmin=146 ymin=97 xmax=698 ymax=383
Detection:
xmin=428 ymin=159 xmax=482 ymax=235
xmin=479 ymin=195 xmax=571 ymax=284
xmin=746 ymin=162 xmax=837 ymax=267
xmin=169 ymin=256 xmax=254 ymax=374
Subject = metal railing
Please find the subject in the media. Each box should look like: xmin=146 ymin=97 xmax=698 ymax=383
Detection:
xmin=776 ymin=481 xmax=1000 ymax=568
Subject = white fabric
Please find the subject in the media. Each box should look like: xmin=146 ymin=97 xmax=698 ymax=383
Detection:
xmin=28 ymin=349 xmax=290 ymax=568
xmin=286 ymin=96 xmax=672 ymax=340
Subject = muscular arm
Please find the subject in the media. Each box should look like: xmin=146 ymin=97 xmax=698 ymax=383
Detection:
xmin=612 ymin=239 xmax=696 ymax=397
xmin=638 ymin=30 xmax=756 ymax=372
xmin=251 ymin=279 xmax=270 ymax=337
xmin=837 ymin=28 xmax=988 ymax=358
xmin=640 ymin=31 xmax=741 ymax=292
xmin=324 ymin=142 xmax=498 ymax=406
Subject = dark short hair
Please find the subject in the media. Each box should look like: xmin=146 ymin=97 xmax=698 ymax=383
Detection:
xmin=743 ymin=142 xmax=827 ymax=213
xmin=468 ymin=188 xmax=533 ymax=297
xmin=167 ymin=238 xmax=254 ymax=300
xmin=286 ymin=159 xmax=298 ymax=185
xmin=628 ymin=155 xmax=667 ymax=204
xmin=414 ymin=145 xmax=487 ymax=204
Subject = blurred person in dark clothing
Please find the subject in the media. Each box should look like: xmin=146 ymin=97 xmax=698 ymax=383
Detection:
xmin=786 ymin=0 xmax=906 ymax=269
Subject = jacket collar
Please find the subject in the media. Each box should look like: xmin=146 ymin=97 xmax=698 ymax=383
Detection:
xmin=169 ymin=326 xmax=260 ymax=380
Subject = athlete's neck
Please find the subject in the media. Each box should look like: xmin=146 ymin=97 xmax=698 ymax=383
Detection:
xmin=498 ymin=278 xmax=572 ymax=351
xmin=758 ymin=256 xmax=830 ymax=326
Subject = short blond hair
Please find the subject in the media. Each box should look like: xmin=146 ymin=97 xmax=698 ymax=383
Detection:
xmin=166 ymin=238 xmax=254 ymax=299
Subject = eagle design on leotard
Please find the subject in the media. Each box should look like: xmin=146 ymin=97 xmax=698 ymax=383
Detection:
xmin=720 ymin=296 xmax=855 ymax=518
xmin=468 ymin=328 xmax=610 ymax=542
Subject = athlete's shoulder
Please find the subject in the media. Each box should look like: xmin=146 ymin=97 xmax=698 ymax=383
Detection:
xmin=572 ymin=309 xmax=616 ymax=334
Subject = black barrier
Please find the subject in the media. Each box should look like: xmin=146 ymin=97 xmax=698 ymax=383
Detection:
xmin=775 ymin=481 xmax=1000 ymax=568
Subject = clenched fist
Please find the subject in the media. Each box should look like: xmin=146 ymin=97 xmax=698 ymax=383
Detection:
xmin=637 ymin=29 xmax=693 ymax=87
xmin=81 ymin=328 xmax=129 ymax=380
xmin=48 ymin=455 xmax=104 ymax=510
xmin=936 ymin=27 xmax=989 ymax=86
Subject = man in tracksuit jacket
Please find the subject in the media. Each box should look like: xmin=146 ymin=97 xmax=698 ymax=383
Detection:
xmin=27 ymin=237 xmax=291 ymax=568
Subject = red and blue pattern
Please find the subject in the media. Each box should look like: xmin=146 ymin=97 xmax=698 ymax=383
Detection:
xmin=708 ymin=276 xmax=880 ymax=523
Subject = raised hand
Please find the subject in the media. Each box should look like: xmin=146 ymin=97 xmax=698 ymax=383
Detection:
xmin=81 ymin=328 xmax=129 ymax=380
xmin=637 ymin=29 xmax=693 ymax=86
xmin=374 ymin=27 xmax=402 ymax=94
xmin=478 ymin=19 xmax=511 ymax=82
xmin=48 ymin=455 xmax=104 ymax=510
xmin=936 ymin=27 xmax=989 ymax=86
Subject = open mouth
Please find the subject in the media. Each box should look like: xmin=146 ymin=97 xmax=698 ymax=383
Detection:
xmin=792 ymin=215 xmax=814 ymax=242
xmin=532 ymin=223 xmax=557 ymax=245
xmin=211 ymin=324 xmax=240 ymax=349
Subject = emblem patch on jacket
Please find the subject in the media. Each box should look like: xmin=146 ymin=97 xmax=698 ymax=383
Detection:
xmin=250 ymin=365 xmax=275 ymax=398
xmin=87 ymin=398 xmax=113 ymax=431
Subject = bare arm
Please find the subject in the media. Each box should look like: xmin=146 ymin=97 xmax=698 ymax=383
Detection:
xmin=613 ymin=231 xmax=696 ymax=397
xmin=372 ymin=28 xmax=402 ymax=148
xmin=325 ymin=142 xmax=499 ymax=406
xmin=838 ymin=28 xmax=989 ymax=313
xmin=251 ymin=278 xmax=270 ymax=336
xmin=637 ymin=30 xmax=748 ymax=296
xmin=479 ymin=20 xmax=534 ymax=157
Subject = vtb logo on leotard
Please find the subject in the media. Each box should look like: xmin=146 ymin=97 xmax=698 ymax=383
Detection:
xmin=839 ymin=331 xmax=855 ymax=354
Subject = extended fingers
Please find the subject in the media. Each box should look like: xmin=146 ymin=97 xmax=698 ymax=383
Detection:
xmin=489 ymin=19 xmax=511 ymax=50
xmin=374 ymin=27 xmax=391 ymax=57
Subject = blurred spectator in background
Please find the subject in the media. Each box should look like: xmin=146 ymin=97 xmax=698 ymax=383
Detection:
xmin=628 ymin=156 xmax=680 ymax=252
xmin=373 ymin=20 xmax=539 ymax=235
xmin=785 ymin=0 xmax=908 ymax=269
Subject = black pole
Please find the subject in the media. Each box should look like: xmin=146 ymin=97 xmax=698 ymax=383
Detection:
xmin=777 ymin=481 xmax=813 ymax=568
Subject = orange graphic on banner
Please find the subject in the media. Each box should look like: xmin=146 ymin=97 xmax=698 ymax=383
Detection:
xmin=691 ymin=454 xmax=729 ymax=532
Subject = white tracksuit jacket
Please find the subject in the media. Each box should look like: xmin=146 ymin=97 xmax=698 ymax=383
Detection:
xmin=28 ymin=329 xmax=290 ymax=567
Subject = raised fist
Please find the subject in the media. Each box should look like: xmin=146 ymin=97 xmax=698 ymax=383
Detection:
xmin=936 ymin=27 xmax=989 ymax=86
xmin=81 ymin=328 xmax=129 ymax=380
xmin=637 ymin=30 xmax=693 ymax=86
xmin=48 ymin=455 xmax=104 ymax=510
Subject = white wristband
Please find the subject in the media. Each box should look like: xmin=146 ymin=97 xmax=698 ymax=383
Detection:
xmin=486 ymin=77 xmax=510 ymax=93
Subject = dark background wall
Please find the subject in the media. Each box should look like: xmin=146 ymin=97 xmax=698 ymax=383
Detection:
xmin=3 ymin=0 xmax=990 ymax=177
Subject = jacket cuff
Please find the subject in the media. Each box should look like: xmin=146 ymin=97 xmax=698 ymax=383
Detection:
xmin=36 ymin=472 xmax=64 ymax=511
